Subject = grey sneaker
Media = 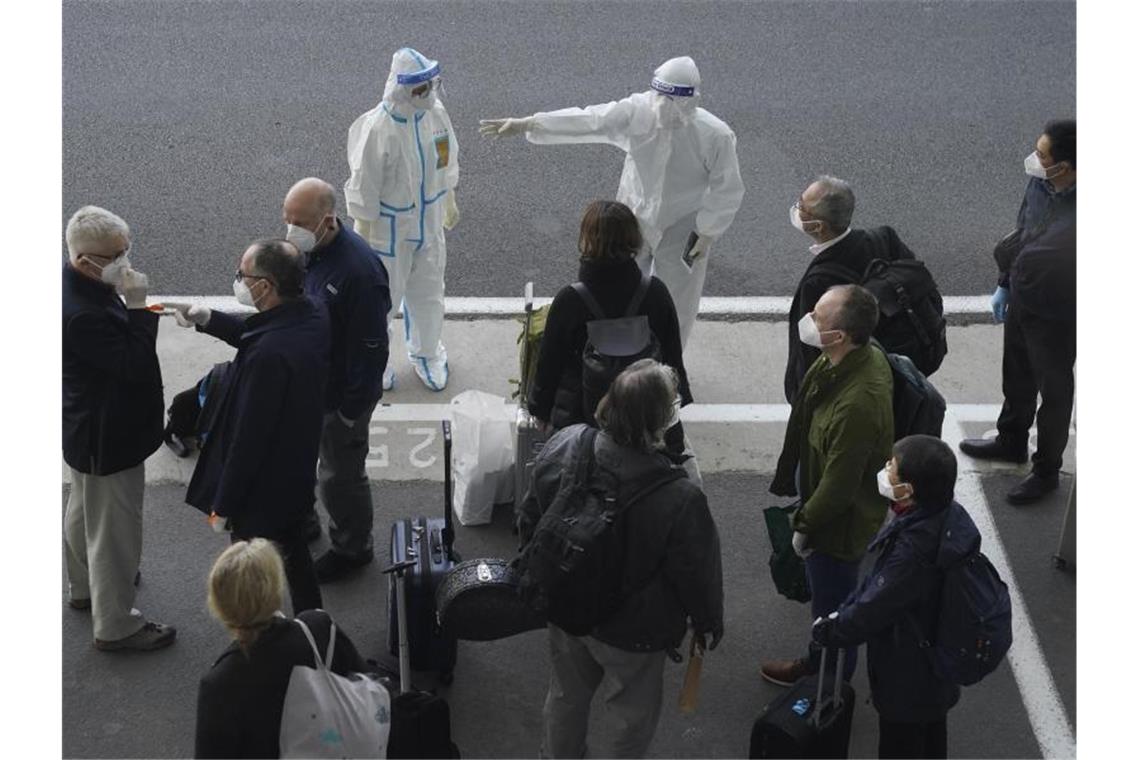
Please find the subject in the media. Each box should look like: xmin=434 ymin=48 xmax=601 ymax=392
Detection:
xmin=95 ymin=620 xmax=176 ymax=652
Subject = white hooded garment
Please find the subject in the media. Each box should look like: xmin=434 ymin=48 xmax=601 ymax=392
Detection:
xmin=345 ymin=47 xmax=458 ymax=387
xmin=524 ymin=57 xmax=744 ymax=347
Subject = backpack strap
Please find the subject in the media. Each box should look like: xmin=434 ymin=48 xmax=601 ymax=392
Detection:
xmin=623 ymin=272 xmax=652 ymax=318
xmin=571 ymin=282 xmax=606 ymax=321
xmin=571 ymin=427 xmax=601 ymax=486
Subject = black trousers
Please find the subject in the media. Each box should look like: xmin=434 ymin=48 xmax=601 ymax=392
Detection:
xmin=996 ymin=304 xmax=1076 ymax=477
xmin=878 ymin=716 xmax=947 ymax=759
xmin=231 ymin=521 xmax=323 ymax=615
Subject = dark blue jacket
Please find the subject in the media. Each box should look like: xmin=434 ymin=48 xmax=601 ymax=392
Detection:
xmin=829 ymin=499 xmax=979 ymax=722
xmin=185 ymin=298 xmax=329 ymax=537
xmin=62 ymin=264 xmax=164 ymax=475
xmin=1000 ymin=179 xmax=1076 ymax=322
xmin=304 ymin=219 xmax=390 ymax=419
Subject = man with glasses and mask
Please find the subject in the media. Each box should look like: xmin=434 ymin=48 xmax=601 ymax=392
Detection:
xmin=960 ymin=119 xmax=1076 ymax=505
xmin=174 ymin=240 xmax=330 ymax=614
xmin=63 ymin=205 xmax=175 ymax=652
xmin=281 ymin=177 xmax=391 ymax=582
xmin=783 ymin=175 xmax=919 ymax=404
xmin=763 ymin=284 xmax=893 ymax=688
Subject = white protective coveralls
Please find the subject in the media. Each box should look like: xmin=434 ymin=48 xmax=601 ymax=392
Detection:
xmin=525 ymin=57 xmax=744 ymax=347
xmin=345 ymin=47 xmax=459 ymax=391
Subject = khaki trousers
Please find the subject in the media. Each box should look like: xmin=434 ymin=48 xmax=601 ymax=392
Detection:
xmin=64 ymin=464 xmax=146 ymax=641
xmin=542 ymin=625 xmax=665 ymax=759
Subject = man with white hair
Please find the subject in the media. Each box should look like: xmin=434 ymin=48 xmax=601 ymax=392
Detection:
xmin=480 ymin=56 xmax=745 ymax=348
xmin=62 ymin=205 xmax=176 ymax=652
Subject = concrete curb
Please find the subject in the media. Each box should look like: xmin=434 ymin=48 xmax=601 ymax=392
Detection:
xmin=151 ymin=295 xmax=997 ymax=324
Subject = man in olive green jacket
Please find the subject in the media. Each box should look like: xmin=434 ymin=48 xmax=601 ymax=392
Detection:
xmin=762 ymin=284 xmax=894 ymax=687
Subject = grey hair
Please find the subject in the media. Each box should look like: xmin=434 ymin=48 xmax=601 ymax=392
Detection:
xmin=65 ymin=205 xmax=130 ymax=263
xmin=810 ymin=175 xmax=855 ymax=233
xmin=594 ymin=358 xmax=679 ymax=453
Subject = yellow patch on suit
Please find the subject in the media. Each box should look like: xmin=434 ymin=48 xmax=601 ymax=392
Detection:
xmin=434 ymin=135 xmax=450 ymax=169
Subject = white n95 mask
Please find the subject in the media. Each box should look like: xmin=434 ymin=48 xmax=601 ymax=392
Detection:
xmin=233 ymin=278 xmax=257 ymax=307
xmin=789 ymin=204 xmax=822 ymax=235
xmin=798 ymin=312 xmax=824 ymax=348
xmin=286 ymin=223 xmax=317 ymax=254
xmin=95 ymin=254 xmax=131 ymax=286
xmin=1024 ymin=151 xmax=1062 ymax=180
xmin=877 ymin=468 xmax=912 ymax=502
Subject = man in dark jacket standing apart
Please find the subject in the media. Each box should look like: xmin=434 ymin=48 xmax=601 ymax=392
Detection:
xmin=63 ymin=205 xmax=176 ymax=652
xmin=176 ymin=239 xmax=330 ymax=614
xmin=960 ymin=119 xmax=1076 ymax=504
xmin=763 ymin=284 xmax=893 ymax=686
xmin=281 ymin=178 xmax=392 ymax=583
xmin=812 ymin=435 xmax=976 ymax=758
xmin=519 ymin=359 xmax=723 ymax=758
xmin=783 ymin=175 xmax=917 ymax=403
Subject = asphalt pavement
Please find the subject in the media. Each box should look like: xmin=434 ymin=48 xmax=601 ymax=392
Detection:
xmin=61 ymin=471 xmax=1073 ymax=759
xmin=62 ymin=0 xmax=1075 ymax=297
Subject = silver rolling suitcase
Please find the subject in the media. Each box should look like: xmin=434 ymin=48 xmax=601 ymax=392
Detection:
xmin=515 ymin=282 xmax=550 ymax=512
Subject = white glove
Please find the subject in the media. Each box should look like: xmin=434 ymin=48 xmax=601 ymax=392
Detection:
xmin=792 ymin=530 xmax=813 ymax=559
xmin=478 ymin=116 xmax=533 ymax=138
xmin=170 ymin=302 xmax=212 ymax=328
xmin=689 ymin=234 xmax=714 ymax=261
xmin=119 ymin=269 xmax=150 ymax=310
xmin=443 ymin=191 xmax=460 ymax=231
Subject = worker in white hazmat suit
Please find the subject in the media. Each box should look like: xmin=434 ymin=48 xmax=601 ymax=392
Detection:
xmin=480 ymin=56 xmax=744 ymax=348
xmin=346 ymin=47 xmax=459 ymax=391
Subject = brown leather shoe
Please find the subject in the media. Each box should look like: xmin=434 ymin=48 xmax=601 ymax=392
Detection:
xmin=760 ymin=657 xmax=812 ymax=687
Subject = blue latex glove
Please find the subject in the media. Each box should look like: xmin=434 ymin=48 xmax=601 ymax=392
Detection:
xmin=991 ymin=286 xmax=1010 ymax=323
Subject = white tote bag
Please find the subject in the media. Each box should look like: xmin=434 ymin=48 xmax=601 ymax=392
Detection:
xmin=279 ymin=618 xmax=391 ymax=759
xmin=450 ymin=390 xmax=516 ymax=525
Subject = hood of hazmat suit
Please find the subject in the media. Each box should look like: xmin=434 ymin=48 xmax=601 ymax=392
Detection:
xmin=525 ymin=55 xmax=743 ymax=249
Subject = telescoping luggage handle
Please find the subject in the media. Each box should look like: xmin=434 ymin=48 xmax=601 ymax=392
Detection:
xmin=441 ymin=420 xmax=457 ymax=562
xmin=520 ymin=282 xmax=536 ymax=400
xmin=381 ymin=559 xmax=418 ymax=694
xmin=811 ymin=647 xmax=847 ymax=729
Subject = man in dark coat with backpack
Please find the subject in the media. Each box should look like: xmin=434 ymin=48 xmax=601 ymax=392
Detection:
xmin=811 ymin=434 xmax=1010 ymax=759
xmin=784 ymin=176 xmax=944 ymax=404
xmin=518 ymin=359 xmax=723 ymax=758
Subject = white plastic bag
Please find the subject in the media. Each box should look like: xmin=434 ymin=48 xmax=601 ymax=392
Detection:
xmin=279 ymin=618 xmax=390 ymax=759
xmin=450 ymin=390 xmax=516 ymax=525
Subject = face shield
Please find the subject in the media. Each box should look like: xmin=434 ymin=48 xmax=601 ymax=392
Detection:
xmin=650 ymin=76 xmax=698 ymax=127
xmin=397 ymin=59 xmax=442 ymax=111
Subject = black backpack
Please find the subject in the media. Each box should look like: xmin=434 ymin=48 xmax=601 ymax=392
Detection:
xmin=515 ymin=428 xmax=687 ymax=636
xmin=572 ymin=274 xmax=662 ymax=425
xmin=816 ymin=227 xmax=948 ymax=376
xmin=872 ymin=340 xmax=946 ymax=440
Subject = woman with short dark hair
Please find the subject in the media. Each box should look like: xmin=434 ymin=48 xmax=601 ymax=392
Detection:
xmin=527 ymin=200 xmax=695 ymax=473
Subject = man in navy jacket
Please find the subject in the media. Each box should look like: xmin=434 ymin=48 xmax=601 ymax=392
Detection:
xmin=282 ymin=178 xmax=391 ymax=582
xmin=960 ymin=119 xmax=1076 ymax=504
xmin=179 ymin=239 xmax=330 ymax=614
xmin=62 ymin=205 xmax=175 ymax=652
xmin=812 ymin=435 xmax=973 ymax=759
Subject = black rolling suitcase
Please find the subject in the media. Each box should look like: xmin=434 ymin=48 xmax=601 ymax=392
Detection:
xmin=382 ymin=559 xmax=461 ymax=759
xmin=749 ymin=648 xmax=855 ymax=759
xmin=386 ymin=420 xmax=459 ymax=683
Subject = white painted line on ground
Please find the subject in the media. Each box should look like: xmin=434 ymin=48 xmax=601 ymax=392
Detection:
xmin=151 ymin=295 xmax=995 ymax=317
xmin=943 ymin=412 xmax=1076 ymax=760
xmin=367 ymin=402 xmax=1005 ymax=425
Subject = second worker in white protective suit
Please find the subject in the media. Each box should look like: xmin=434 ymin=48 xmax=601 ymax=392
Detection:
xmin=480 ymin=56 xmax=744 ymax=348
xmin=346 ymin=47 xmax=459 ymax=391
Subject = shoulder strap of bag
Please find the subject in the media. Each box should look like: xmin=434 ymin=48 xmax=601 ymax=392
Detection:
xmin=572 ymin=427 xmax=601 ymax=486
xmin=571 ymin=282 xmax=606 ymax=321
xmin=294 ymin=616 xmax=337 ymax=669
xmin=623 ymin=272 xmax=652 ymax=318
xmin=624 ymin=466 xmax=689 ymax=508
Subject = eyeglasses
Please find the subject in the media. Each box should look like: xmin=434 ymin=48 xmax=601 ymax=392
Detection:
xmin=233 ymin=270 xmax=271 ymax=284
xmin=81 ymin=245 xmax=130 ymax=264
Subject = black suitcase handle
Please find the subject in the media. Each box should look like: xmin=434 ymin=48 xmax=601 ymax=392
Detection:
xmin=441 ymin=420 xmax=458 ymax=562
xmin=812 ymin=646 xmax=847 ymax=728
